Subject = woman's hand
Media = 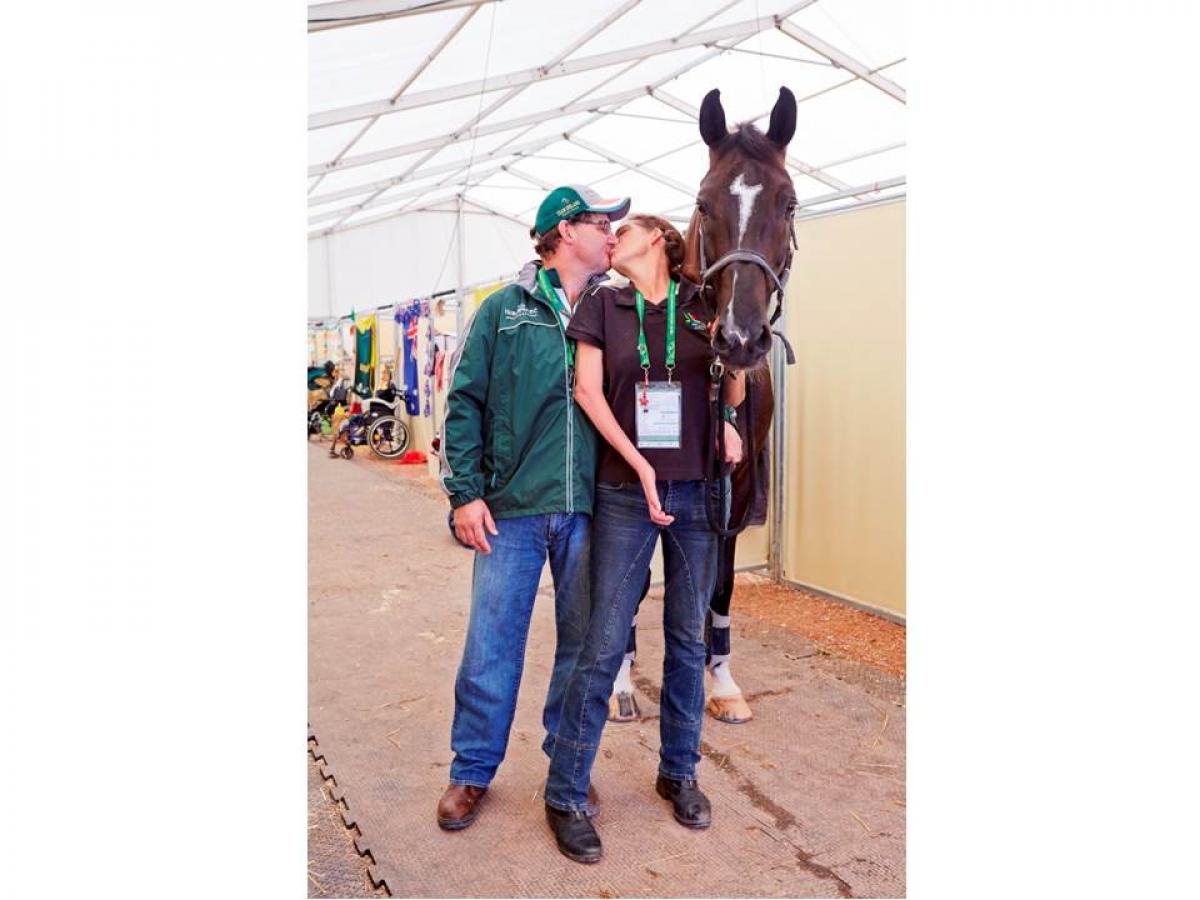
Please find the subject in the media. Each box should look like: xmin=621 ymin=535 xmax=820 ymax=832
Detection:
xmin=722 ymin=421 xmax=744 ymax=466
xmin=635 ymin=460 xmax=675 ymax=526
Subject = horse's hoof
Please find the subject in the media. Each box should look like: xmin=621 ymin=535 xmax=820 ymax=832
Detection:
xmin=607 ymin=691 xmax=641 ymax=722
xmin=706 ymin=693 xmax=753 ymax=724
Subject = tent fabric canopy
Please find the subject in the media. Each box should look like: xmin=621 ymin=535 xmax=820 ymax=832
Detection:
xmin=308 ymin=0 xmax=906 ymax=240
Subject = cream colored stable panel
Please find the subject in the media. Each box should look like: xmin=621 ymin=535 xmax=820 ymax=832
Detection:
xmin=780 ymin=200 xmax=905 ymax=617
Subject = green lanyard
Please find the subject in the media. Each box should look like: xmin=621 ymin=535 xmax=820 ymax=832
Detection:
xmin=535 ymin=268 xmax=575 ymax=368
xmin=635 ymin=279 xmax=678 ymax=383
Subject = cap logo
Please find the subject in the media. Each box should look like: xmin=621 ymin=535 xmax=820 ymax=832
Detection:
xmin=556 ymin=198 xmax=582 ymax=217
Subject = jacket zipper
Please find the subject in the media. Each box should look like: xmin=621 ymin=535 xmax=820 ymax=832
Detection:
xmin=532 ymin=281 xmax=575 ymax=514
xmin=561 ymin=322 xmax=574 ymax=513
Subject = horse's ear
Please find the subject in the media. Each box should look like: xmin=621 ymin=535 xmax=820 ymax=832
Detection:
xmin=766 ymin=86 xmax=797 ymax=150
xmin=699 ymin=89 xmax=727 ymax=148
xmin=681 ymin=206 xmax=702 ymax=284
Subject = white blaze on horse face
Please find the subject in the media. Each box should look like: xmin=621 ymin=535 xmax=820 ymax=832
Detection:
xmin=726 ymin=270 xmax=744 ymax=339
xmin=729 ymin=172 xmax=763 ymax=249
xmin=723 ymin=172 xmax=762 ymax=341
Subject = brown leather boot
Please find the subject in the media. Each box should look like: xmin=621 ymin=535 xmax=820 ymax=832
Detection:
xmin=436 ymin=784 xmax=487 ymax=831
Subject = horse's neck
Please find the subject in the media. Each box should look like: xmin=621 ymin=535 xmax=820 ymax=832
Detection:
xmin=745 ymin=367 xmax=775 ymax=451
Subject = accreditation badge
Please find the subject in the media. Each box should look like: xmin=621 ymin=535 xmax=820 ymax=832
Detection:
xmin=635 ymin=381 xmax=683 ymax=449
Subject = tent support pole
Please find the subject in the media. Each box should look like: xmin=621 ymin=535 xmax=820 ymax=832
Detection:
xmin=455 ymin=193 xmax=466 ymax=343
xmin=770 ymin=307 xmax=788 ymax=582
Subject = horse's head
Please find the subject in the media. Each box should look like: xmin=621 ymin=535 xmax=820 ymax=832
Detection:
xmin=684 ymin=87 xmax=797 ymax=370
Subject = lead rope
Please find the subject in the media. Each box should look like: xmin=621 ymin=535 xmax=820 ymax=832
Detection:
xmin=705 ymin=359 xmax=758 ymax=538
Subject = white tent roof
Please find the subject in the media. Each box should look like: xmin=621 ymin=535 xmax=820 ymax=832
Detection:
xmin=308 ymin=0 xmax=904 ymax=234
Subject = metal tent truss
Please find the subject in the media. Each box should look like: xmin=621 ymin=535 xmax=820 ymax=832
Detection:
xmin=307 ymin=0 xmax=905 ymax=239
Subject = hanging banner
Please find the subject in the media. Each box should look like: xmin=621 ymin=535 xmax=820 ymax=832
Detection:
xmin=397 ymin=301 xmax=422 ymax=416
xmin=421 ymin=299 xmax=434 ymax=417
xmin=354 ymin=314 xmax=377 ymax=397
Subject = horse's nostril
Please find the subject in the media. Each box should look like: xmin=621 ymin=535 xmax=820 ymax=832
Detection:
xmin=754 ymin=325 xmax=773 ymax=353
xmin=713 ymin=328 xmax=733 ymax=353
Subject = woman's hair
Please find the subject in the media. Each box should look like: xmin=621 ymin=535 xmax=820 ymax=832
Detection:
xmin=626 ymin=214 xmax=686 ymax=277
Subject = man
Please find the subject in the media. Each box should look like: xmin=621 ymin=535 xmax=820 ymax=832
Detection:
xmin=435 ymin=185 xmax=629 ymax=830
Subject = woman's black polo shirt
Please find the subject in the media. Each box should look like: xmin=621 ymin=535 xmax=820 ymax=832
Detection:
xmin=566 ymin=278 xmax=717 ymax=484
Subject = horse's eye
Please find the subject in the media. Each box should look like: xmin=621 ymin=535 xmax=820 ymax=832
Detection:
xmin=785 ymin=199 xmax=798 ymax=216
xmin=696 ymin=201 xmax=708 ymax=217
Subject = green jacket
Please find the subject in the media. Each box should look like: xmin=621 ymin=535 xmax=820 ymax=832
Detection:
xmin=438 ymin=262 xmax=601 ymax=519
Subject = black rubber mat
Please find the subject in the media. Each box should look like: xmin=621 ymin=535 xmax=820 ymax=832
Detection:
xmin=308 ymin=737 xmax=387 ymax=898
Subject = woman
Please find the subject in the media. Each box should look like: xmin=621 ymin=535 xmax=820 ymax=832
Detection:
xmin=542 ymin=214 xmax=745 ymax=863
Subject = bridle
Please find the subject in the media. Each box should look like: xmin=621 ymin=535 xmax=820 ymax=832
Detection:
xmin=696 ymin=194 xmax=799 ymax=538
xmin=694 ymin=199 xmax=799 ymax=331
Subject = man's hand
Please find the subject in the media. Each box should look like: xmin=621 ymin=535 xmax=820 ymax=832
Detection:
xmin=453 ymin=498 xmax=499 ymax=554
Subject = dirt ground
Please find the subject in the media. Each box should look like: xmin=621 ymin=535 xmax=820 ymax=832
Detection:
xmin=354 ymin=448 xmax=906 ymax=679
xmin=731 ymin=575 xmax=905 ymax=679
xmin=308 ymin=440 xmax=906 ymax=898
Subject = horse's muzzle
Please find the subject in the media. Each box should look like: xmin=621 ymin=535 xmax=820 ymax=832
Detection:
xmin=713 ymin=323 xmax=773 ymax=370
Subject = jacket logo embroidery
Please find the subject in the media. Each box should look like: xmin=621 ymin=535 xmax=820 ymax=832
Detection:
xmin=503 ymin=305 xmax=541 ymax=320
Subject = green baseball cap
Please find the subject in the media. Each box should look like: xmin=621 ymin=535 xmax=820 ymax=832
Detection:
xmin=534 ymin=184 xmax=631 ymax=236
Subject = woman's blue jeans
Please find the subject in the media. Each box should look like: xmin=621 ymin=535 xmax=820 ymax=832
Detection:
xmin=448 ymin=511 xmax=591 ymax=788
xmin=544 ymin=480 xmax=717 ymax=812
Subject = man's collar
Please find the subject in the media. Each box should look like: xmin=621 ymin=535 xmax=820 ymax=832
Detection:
xmin=517 ymin=259 xmax=609 ymax=297
xmin=515 ymin=259 xmax=541 ymax=292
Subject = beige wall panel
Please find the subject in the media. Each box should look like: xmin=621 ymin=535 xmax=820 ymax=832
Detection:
xmin=781 ymin=200 xmax=905 ymax=617
xmin=735 ymin=522 xmax=769 ymax=569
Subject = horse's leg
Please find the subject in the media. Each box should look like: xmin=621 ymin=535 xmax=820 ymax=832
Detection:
xmin=608 ymin=569 xmax=650 ymax=722
xmin=705 ymin=534 xmax=754 ymax=724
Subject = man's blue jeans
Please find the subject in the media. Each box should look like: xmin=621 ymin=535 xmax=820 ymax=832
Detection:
xmin=448 ymin=511 xmax=591 ymax=788
xmin=544 ymin=481 xmax=717 ymax=812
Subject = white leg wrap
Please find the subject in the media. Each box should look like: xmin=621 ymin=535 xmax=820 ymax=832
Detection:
xmin=707 ymin=612 xmax=739 ymax=695
xmin=708 ymin=654 xmax=741 ymax=698
xmin=613 ymin=656 xmax=634 ymax=695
